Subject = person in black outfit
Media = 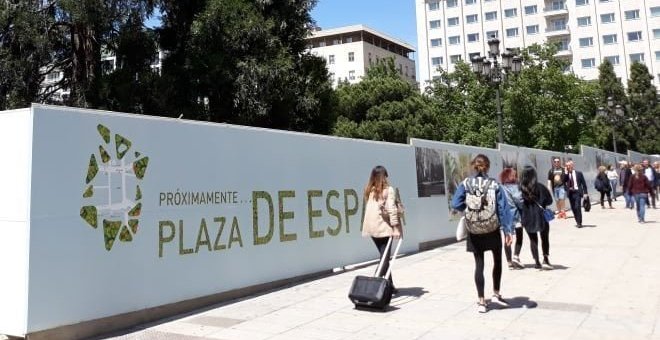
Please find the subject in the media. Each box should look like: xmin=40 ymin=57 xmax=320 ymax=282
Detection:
xmin=620 ymin=161 xmax=634 ymax=209
xmin=595 ymin=166 xmax=613 ymax=209
xmin=520 ymin=166 xmax=554 ymax=270
xmin=565 ymin=160 xmax=588 ymax=228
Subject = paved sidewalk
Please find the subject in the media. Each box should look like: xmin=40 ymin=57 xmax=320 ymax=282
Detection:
xmin=101 ymin=199 xmax=660 ymax=340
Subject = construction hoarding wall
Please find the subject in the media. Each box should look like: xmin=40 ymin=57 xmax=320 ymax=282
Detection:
xmin=0 ymin=105 xmax=653 ymax=338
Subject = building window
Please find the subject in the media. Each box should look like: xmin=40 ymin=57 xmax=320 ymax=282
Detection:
xmin=605 ymin=55 xmax=620 ymax=65
xmin=467 ymin=33 xmax=480 ymax=42
xmin=526 ymin=25 xmax=539 ymax=35
xmin=466 ymin=14 xmax=478 ymax=24
xmin=485 ymin=11 xmax=497 ymax=21
xmin=431 ymin=38 xmax=442 ymax=47
xmin=447 ymin=0 xmax=458 ymax=8
xmin=630 ymin=53 xmax=645 ymax=63
xmin=654 ymin=29 xmax=660 ymax=39
xmin=333 ymin=38 xmax=340 ymax=45
xmin=603 ymin=34 xmax=617 ymax=44
xmin=430 ymin=20 xmax=441 ymax=29
xmin=348 ymin=52 xmax=354 ymax=62
xmin=46 ymin=71 xmax=60 ymax=81
xmin=405 ymin=66 xmax=409 ymax=76
xmin=600 ymin=13 xmax=615 ymax=23
xmin=486 ymin=30 xmax=499 ymax=39
xmin=449 ymin=36 xmax=461 ymax=44
xmin=468 ymin=52 xmax=481 ymax=61
xmin=348 ymin=70 xmax=356 ymax=80
xmin=579 ymin=37 xmax=593 ymax=47
xmin=319 ymin=41 xmax=326 ymax=47
xmin=504 ymin=8 xmax=518 ymax=18
xmin=655 ymin=51 xmax=660 ymax=61
xmin=556 ymin=39 xmax=569 ymax=51
xmin=550 ymin=1 xmax=565 ymax=10
xmin=328 ymin=55 xmax=335 ymax=64
xmin=652 ymin=7 xmax=660 ymax=17
xmin=432 ymin=57 xmax=444 ymax=65
xmin=624 ymin=10 xmax=640 ymax=20
xmin=448 ymin=17 xmax=459 ymax=26
xmin=429 ymin=1 xmax=440 ymax=10
xmin=506 ymin=27 xmax=519 ymax=37
xmin=344 ymin=37 xmax=353 ymax=43
xmin=450 ymin=55 xmax=462 ymax=64
xmin=599 ymin=0 xmax=610 ymax=2
xmin=577 ymin=16 xmax=591 ymax=26
xmin=466 ymin=0 xmax=477 ymax=4
xmin=524 ymin=5 xmax=537 ymax=15
xmin=627 ymin=31 xmax=642 ymax=41
xmin=576 ymin=0 xmax=589 ymax=6
xmin=398 ymin=64 xmax=403 ymax=75
xmin=581 ymin=58 xmax=595 ymax=68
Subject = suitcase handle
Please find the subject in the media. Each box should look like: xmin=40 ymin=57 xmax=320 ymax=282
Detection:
xmin=373 ymin=237 xmax=403 ymax=280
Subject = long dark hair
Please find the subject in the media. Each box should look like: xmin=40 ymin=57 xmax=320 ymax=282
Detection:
xmin=364 ymin=165 xmax=389 ymax=201
xmin=520 ymin=165 xmax=538 ymax=201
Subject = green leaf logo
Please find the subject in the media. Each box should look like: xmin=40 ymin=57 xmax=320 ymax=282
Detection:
xmin=80 ymin=124 xmax=149 ymax=251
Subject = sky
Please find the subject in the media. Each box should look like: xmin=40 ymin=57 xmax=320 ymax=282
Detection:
xmin=310 ymin=0 xmax=419 ymax=57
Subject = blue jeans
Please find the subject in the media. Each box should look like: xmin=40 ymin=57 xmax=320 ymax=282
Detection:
xmin=634 ymin=194 xmax=647 ymax=222
xmin=609 ymin=179 xmax=618 ymax=198
xmin=624 ymin=192 xmax=634 ymax=208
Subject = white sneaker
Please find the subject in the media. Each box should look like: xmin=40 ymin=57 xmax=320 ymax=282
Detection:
xmin=477 ymin=302 xmax=488 ymax=313
xmin=491 ymin=294 xmax=510 ymax=307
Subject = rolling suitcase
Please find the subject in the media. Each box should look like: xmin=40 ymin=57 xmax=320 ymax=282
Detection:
xmin=348 ymin=237 xmax=402 ymax=310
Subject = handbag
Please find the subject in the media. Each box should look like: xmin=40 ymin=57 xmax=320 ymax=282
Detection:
xmin=456 ymin=216 xmax=468 ymax=241
xmin=583 ymin=196 xmax=591 ymax=212
xmin=536 ymin=202 xmax=555 ymax=222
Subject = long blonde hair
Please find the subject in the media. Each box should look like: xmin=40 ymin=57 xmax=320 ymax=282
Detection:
xmin=364 ymin=165 xmax=389 ymax=201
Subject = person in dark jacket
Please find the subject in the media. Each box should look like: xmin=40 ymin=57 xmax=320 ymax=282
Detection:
xmin=520 ymin=166 xmax=554 ymax=270
xmin=565 ymin=160 xmax=589 ymax=228
xmin=595 ymin=166 xmax=613 ymax=209
xmin=619 ymin=161 xmax=634 ymax=209
xmin=627 ymin=164 xmax=652 ymax=223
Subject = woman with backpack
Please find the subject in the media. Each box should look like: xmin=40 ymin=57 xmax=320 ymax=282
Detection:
xmin=595 ymin=165 xmax=613 ymax=209
xmin=362 ymin=165 xmax=402 ymax=292
xmin=520 ymin=166 xmax=554 ymax=270
xmin=499 ymin=168 xmax=525 ymax=270
xmin=451 ymin=154 xmax=514 ymax=313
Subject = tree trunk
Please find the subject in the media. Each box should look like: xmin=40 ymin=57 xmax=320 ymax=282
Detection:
xmin=70 ymin=23 xmax=99 ymax=108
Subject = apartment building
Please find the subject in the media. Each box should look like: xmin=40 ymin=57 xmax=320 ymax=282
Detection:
xmin=416 ymin=0 xmax=660 ymax=89
xmin=307 ymin=25 xmax=417 ymax=87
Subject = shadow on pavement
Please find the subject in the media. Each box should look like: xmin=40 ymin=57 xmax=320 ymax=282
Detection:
xmin=395 ymin=287 xmax=429 ymax=298
xmin=489 ymin=296 xmax=537 ymax=310
xmin=521 ymin=264 xmax=570 ymax=270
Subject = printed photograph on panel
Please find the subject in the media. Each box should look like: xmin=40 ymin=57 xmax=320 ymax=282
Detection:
xmin=445 ymin=151 xmax=473 ymax=220
xmin=415 ymin=147 xmax=446 ymax=197
xmin=502 ymin=151 xmax=519 ymax=173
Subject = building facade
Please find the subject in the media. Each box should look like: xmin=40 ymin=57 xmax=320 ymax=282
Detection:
xmin=307 ymin=25 xmax=416 ymax=87
xmin=416 ymin=0 xmax=660 ymax=89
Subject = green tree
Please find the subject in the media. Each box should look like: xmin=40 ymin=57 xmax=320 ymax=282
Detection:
xmin=505 ymin=43 xmax=598 ymax=151
xmin=333 ymin=59 xmax=439 ymax=143
xmin=595 ymin=59 xmax=628 ymax=152
xmin=627 ymin=63 xmax=659 ymax=153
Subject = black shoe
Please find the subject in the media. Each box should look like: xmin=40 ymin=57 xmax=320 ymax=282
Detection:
xmin=534 ymin=263 xmax=542 ymax=270
xmin=392 ymin=288 xmax=400 ymax=295
xmin=576 ymin=224 xmax=583 ymax=228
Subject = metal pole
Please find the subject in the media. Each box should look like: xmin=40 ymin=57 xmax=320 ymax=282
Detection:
xmin=496 ymin=85 xmax=503 ymax=144
xmin=612 ymin=127 xmax=617 ymax=153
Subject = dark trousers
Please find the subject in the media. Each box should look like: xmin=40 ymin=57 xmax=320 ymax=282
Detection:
xmin=599 ymin=190 xmax=612 ymax=207
xmin=568 ymin=190 xmax=583 ymax=225
xmin=372 ymin=237 xmax=394 ymax=286
xmin=527 ymin=225 xmax=550 ymax=264
xmin=473 ymin=250 xmax=502 ymax=298
xmin=647 ymin=188 xmax=656 ymax=208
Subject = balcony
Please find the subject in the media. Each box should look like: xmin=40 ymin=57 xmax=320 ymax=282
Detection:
xmin=545 ymin=25 xmax=570 ymax=37
xmin=555 ymin=46 xmax=573 ymax=57
xmin=544 ymin=5 xmax=569 ymax=17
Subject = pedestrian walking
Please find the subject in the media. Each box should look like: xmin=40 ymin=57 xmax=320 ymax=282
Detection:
xmin=565 ymin=161 xmax=588 ymax=228
xmin=642 ymin=160 xmax=657 ymax=209
xmin=451 ymin=154 xmax=514 ymax=313
xmin=627 ymin=164 xmax=652 ymax=223
xmin=547 ymin=157 xmax=567 ymax=219
xmin=606 ymin=165 xmax=619 ymax=201
xmin=595 ymin=166 xmax=613 ymax=209
xmin=362 ymin=165 xmax=402 ymax=293
xmin=499 ymin=168 xmax=524 ymax=270
xmin=520 ymin=166 xmax=554 ymax=270
xmin=620 ymin=161 xmax=634 ymax=209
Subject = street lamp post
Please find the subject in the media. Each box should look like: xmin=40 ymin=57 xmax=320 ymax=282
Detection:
xmin=470 ymin=36 xmax=522 ymax=144
xmin=597 ymin=96 xmax=624 ymax=153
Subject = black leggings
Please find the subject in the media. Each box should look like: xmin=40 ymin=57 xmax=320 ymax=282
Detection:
xmin=504 ymin=228 xmax=524 ymax=262
xmin=372 ymin=237 xmax=393 ymax=285
xmin=527 ymin=225 xmax=550 ymax=264
xmin=599 ymin=191 xmax=612 ymax=207
xmin=473 ymin=250 xmax=502 ymax=298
